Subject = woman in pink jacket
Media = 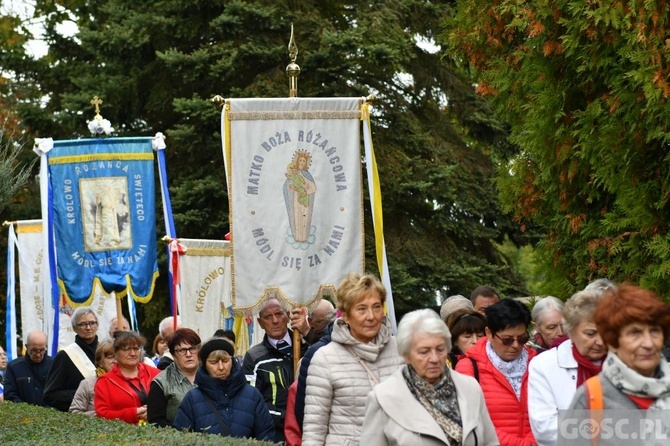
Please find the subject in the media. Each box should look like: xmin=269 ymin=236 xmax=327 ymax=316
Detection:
xmin=94 ymin=331 xmax=159 ymax=424
xmin=455 ymin=298 xmax=537 ymax=446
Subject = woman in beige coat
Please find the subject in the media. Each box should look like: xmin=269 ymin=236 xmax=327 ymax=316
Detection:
xmin=302 ymin=274 xmax=404 ymax=446
xmin=360 ymin=309 xmax=499 ymax=446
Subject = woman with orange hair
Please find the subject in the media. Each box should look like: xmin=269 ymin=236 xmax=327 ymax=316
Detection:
xmin=569 ymin=283 xmax=670 ymax=413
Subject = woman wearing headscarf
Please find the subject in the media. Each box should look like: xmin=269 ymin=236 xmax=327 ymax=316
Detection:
xmin=568 ymin=284 xmax=670 ymax=433
xmin=528 ymin=289 xmax=607 ymax=445
xmin=172 ymin=337 xmax=274 ymax=440
xmin=302 ymin=273 xmax=404 ymax=445
xmin=94 ymin=331 xmax=160 ymax=424
xmin=455 ymin=298 xmax=537 ymax=446
xmin=360 ymin=309 xmax=498 ymax=445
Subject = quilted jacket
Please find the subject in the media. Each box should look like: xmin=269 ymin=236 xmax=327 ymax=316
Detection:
xmin=455 ymin=337 xmax=537 ymax=446
xmin=302 ymin=317 xmax=404 ymax=446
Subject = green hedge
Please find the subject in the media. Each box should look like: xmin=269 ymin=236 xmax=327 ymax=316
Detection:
xmin=0 ymin=402 xmax=276 ymax=445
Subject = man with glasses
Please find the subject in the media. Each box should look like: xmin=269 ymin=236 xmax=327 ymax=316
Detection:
xmin=3 ymin=331 xmax=53 ymax=406
xmin=44 ymin=307 xmax=100 ymax=411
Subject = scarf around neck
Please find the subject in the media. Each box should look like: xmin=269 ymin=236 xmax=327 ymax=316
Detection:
xmin=572 ymin=342 xmax=603 ymax=387
xmin=602 ymin=351 xmax=670 ymax=410
xmin=486 ymin=340 xmax=529 ymax=400
xmin=402 ymin=364 xmax=462 ymax=446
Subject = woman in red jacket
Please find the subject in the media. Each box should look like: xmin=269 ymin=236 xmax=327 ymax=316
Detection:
xmin=95 ymin=331 xmax=160 ymax=424
xmin=455 ymin=298 xmax=537 ymax=446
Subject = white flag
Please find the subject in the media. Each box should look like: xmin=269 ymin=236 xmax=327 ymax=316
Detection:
xmin=177 ymin=239 xmax=232 ymax=339
xmin=14 ymin=220 xmax=118 ymax=349
xmin=224 ymin=98 xmax=365 ymax=311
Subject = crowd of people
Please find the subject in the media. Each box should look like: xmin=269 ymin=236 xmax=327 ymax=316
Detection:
xmin=1 ymin=274 xmax=670 ymax=446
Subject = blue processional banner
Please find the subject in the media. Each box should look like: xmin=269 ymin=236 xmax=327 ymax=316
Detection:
xmin=47 ymin=138 xmax=158 ymax=304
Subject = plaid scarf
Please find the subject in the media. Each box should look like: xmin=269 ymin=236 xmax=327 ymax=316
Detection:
xmin=402 ymin=364 xmax=463 ymax=445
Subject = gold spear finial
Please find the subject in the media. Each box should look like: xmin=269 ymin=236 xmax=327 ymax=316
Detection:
xmin=211 ymin=95 xmax=225 ymax=109
xmin=286 ymin=23 xmax=300 ymax=98
xmin=90 ymin=96 xmax=103 ymax=121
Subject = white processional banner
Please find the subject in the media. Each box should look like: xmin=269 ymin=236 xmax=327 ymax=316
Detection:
xmin=177 ymin=239 xmax=233 ymax=339
xmin=14 ymin=220 xmax=117 ymax=349
xmin=225 ymin=98 xmax=364 ymax=311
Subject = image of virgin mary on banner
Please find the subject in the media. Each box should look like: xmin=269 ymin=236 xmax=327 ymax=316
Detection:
xmin=224 ymin=98 xmax=365 ymax=310
xmin=46 ymin=137 xmax=159 ymax=304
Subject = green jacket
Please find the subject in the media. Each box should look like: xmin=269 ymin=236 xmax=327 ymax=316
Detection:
xmin=147 ymin=362 xmax=196 ymax=427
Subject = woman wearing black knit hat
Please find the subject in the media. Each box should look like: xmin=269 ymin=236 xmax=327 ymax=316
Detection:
xmin=172 ymin=337 xmax=274 ymax=440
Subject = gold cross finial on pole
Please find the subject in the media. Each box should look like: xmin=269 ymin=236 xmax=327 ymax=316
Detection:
xmin=286 ymin=23 xmax=300 ymax=98
xmin=90 ymin=96 xmax=103 ymax=120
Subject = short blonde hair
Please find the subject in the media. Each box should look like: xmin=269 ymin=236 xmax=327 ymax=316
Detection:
xmin=563 ymin=290 xmax=601 ymax=334
xmin=336 ymin=273 xmax=386 ymax=315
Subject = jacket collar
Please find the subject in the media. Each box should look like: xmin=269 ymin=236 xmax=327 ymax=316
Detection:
xmin=331 ymin=316 xmax=394 ymax=362
xmin=556 ymin=339 xmax=578 ymax=368
xmin=374 ymin=369 xmax=450 ymax=442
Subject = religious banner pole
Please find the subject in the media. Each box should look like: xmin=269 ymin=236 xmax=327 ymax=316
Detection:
xmin=286 ymin=23 xmax=303 ymax=375
xmin=88 ymin=96 xmax=125 ymax=331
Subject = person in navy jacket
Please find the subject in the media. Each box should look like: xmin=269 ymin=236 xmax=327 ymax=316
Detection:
xmin=4 ymin=331 xmax=53 ymax=406
xmin=173 ymin=337 xmax=274 ymax=441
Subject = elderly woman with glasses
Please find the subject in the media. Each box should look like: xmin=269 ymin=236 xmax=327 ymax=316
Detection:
xmin=173 ymin=337 xmax=274 ymax=440
xmin=44 ymin=306 xmax=100 ymax=411
xmin=94 ymin=331 xmax=160 ymax=424
xmin=360 ymin=309 xmax=498 ymax=445
xmin=455 ymin=298 xmax=537 ymax=446
xmin=69 ymin=339 xmax=116 ymax=415
xmin=147 ymin=328 xmax=201 ymax=427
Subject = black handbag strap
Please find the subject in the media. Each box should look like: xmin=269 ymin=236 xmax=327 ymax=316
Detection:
xmin=201 ymin=392 xmax=231 ymax=436
xmin=127 ymin=381 xmax=148 ymax=405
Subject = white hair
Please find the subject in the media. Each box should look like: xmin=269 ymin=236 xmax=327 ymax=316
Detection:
xmin=159 ymin=316 xmax=181 ymax=338
xmin=397 ymin=309 xmax=451 ymax=357
xmin=584 ymin=278 xmax=616 ymax=296
xmin=531 ymin=296 xmax=564 ymax=325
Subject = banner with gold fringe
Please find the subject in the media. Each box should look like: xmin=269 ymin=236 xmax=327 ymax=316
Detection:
xmin=223 ymin=98 xmax=364 ymax=312
xmin=35 ymin=137 xmax=159 ymax=306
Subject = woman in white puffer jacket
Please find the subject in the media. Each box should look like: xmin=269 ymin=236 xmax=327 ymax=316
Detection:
xmin=302 ymin=273 xmax=404 ymax=446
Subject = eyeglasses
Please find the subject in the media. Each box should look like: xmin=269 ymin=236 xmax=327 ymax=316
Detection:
xmin=494 ymin=333 xmax=530 ymax=346
xmin=119 ymin=346 xmax=141 ymax=353
xmin=76 ymin=321 xmax=98 ymax=328
xmin=174 ymin=346 xmax=198 ymax=356
xmin=28 ymin=348 xmax=47 ymax=355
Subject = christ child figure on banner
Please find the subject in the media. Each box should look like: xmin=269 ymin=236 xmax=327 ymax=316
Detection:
xmin=283 ymin=150 xmax=316 ymax=245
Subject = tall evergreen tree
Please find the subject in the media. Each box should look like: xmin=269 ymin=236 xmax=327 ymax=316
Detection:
xmin=447 ymin=0 xmax=670 ymax=297
xmin=1 ymin=0 xmax=528 ymax=327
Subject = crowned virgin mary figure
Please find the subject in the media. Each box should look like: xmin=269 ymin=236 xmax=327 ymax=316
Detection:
xmin=283 ymin=150 xmax=317 ymax=246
